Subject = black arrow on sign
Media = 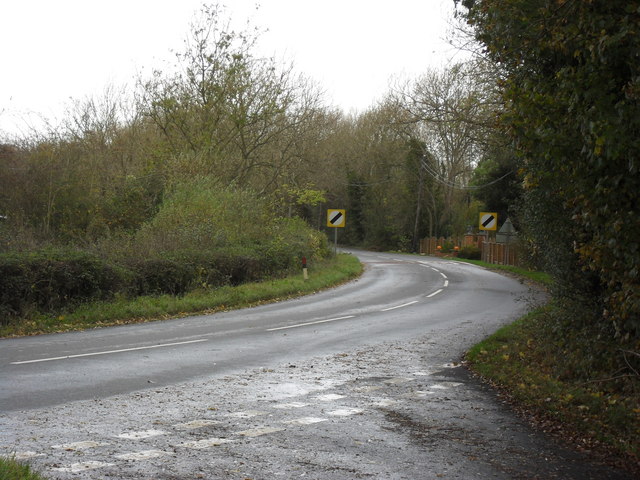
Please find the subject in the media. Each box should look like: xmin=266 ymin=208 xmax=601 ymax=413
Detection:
xmin=482 ymin=215 xmax=495 ymax=228
xmin=330 ymin=211 xmax=343 ymax=225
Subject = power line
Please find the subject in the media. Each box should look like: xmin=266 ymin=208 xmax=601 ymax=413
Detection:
xmin=420 ymin=158 xmax=515 ymax=190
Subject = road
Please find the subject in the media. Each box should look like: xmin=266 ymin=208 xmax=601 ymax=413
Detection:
xmin=0 ymin=251 xmax=630 ymax=479
xmin=0 ymin=249 xmax=528 ymax=412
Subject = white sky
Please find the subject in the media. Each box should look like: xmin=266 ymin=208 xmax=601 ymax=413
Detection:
xmin=0 ymin=0 xmax=465 ymax=137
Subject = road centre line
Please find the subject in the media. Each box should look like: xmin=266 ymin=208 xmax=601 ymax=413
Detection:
xmin=427 ymin=289 xmax=443 ymax=298
xmin=381 ymin=301 xmax=419 ymax=312
xmin=266 ymin=316 xmax=356 ymax=332
xmin=10 ymin=339 xmax=208 ymax=365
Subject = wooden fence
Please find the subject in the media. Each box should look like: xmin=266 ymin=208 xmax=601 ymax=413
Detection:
xmin=419 ymin=237 xmax=464 ymax=255
xmin=481 ymin=241 xmax=518 ymax=266
xmin=419 ymin=235 xmax=519 ymax=266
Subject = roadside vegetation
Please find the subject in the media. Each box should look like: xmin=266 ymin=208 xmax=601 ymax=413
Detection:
xmin=456 ymin=258 xmax=638 ymax=473
xmin=466 ymin=304 xmax=639 ymax=474
xmin=0 ymin=457 xmax=47 ymax=480
xmin=456 ymin=1 xmax=640 ymax=474
xmin=0 ymin=0 xmax=638 ymax=474
xmin=0 ymin=253 xmax=360 ymax=337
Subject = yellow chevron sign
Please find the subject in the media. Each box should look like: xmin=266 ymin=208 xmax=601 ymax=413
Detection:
xmin=479 ymin=212 xmax=498 ymax=231
xmin=327 ymin=209 xmax=346 ymax=228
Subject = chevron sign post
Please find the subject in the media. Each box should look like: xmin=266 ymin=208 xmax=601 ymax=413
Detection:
xmin=327 ymin=209 xmax=346 ymax=254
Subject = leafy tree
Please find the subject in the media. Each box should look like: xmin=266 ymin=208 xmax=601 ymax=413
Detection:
xmin=469 ymin=142 xmax=520 ymax=228
xmin=141 ymin=4 xmax=323 ymax=193
xmin=459 ymin=0 xmax=640 ymax=338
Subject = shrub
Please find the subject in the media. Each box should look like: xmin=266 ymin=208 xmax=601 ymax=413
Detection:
xmin=0 ymin=248 xmax=129 ymax=319
xmin=0 ymin=180 xmax=332 ymax=319
xmin=457 ymin=245 xmax=481 ymax=260
xmin=128 ymin=258 xmax=195 ymax=296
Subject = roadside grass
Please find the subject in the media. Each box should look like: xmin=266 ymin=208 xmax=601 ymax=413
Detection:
xmin=466 ymin=304 xmax=640 ymax=473
xmin=447 ymin=256 xmax=638 ymax=472
xmin=447 ymin=256 xmax=553 ymax=286
xmin=0 ymin=457 xmax=47 ymax=480
xmin=0 ymin=254 xmax=362 ymax=337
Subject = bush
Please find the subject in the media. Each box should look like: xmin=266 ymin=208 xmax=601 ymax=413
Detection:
xmin=0 ymin=248 xmax=129 ymax=319
xmin=0 ymin=181 xmax=331 ymax=320
xmin=128 ymin=258 xmax=195 ymax=296
xmin=457 ymin=245 xmax=481 ymax=260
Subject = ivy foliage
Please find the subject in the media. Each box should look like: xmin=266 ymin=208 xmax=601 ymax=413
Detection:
xmin=460 ymin=0 xmax=640 ymax=338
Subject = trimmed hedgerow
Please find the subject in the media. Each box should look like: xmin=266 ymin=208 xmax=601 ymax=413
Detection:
xmin=0 ymin=248 xmax=130 ymax=319
xmin=0 ymin=183 xmax=330 ymax=323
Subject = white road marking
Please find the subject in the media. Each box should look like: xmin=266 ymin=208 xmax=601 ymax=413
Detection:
xmin=427 ymin=289 xmax=443 ymax=298
xmin=328 ymin=408 xmax=363 ymax=417
xmin=52 ymin=461 xmax=114 ymax=473
xmin=10 ymin=339 xmax=208 ymax=365
xmin=441 ymin=363 xmax=460 ymax=368
xmin=315 ymin=394 xmax=345 ymax=402
xmin=117 ymin=429 xmax=166 ymax=440
xmin=272 ymin=402 xmax=309 ymax=409
xmin=403 ymin=391 xmax=436 ymax=398
xmin=430 ymin=382 xmax=463 ymax=389
xmin=266 ymin=316 xmax=355 ymax=332
xmin=52 ymin=441 xmax=109 ymax=450
xmin=284 ymin=417 xmax=327 ymax=425
xmin=235 ymin=427 xmax=284 ymax=437
xmin=182 ymin=438 xmax=234 ymax=449
xmin=373 ymin=398 xmax=397 ymax=407
xmin=440 ymin=272 xmax=448 ymax=279
xmin=173 ymin=419 xmax=219 ymax=430
xmin=444 ymin=280 xmax=449 ymax=287
xmin=381 ymin=300 xmax=419 ymax=311
xmin=352 ymin=385 xmax=383 ymax=393
xmin=384 ymin=377 xmax=414 ymax=385
xmin=227 ymin=410 xmax=267 ymax=419
xmin=115 ymin=449 xmax=170 ymax=460
xmin=12 ymin=451 xmax=44 ymax=460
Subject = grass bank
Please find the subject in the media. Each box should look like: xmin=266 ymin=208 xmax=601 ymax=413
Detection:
xmin=460 ymin=259 xmax=639 ymax=475
xmin=448 ymin=256 xmax=552 ymax=286
xmin=0 ymin=254 xmax=362 ymax=337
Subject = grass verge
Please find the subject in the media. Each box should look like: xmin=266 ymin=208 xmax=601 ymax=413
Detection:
xmin=466 ymin=305 xmax=640 ymax=475
xmin=0 ymin=254 xmax=362 ymax=337
xmin=449 ymin=257 xmax=639 ymax=473
xmin=0 ymin=457 xmax=47 ymax=480
xmin=448 ymin=256 xmax=553 ymax=286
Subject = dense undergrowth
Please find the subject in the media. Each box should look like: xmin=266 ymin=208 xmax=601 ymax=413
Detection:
xmin=465 ymin=276 xmax=639 ymax=475
xmin=0 ymin=180 xmax=334 ymax=333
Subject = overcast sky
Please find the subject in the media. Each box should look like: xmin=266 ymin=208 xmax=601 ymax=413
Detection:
xmin=0 ymin=0 xmax=466 ymax=136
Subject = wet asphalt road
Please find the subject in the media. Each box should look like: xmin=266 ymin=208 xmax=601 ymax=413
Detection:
xmin=0 ymin=251 xmax=632 ymax=478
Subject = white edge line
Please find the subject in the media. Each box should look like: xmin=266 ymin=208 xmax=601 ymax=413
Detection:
xmin=267 ymin=316 xmax=355 ymax=332
xmin=381 ymin=301 xmax=419 ymax=312
xmin=427 ymin=289 xmax=444 ymax=298
xmin=10 ymin=339 xmax=208 ymax=365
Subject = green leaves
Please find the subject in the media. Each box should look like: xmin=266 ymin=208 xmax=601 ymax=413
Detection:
xmin=461 ymin=0 xmax=640 ymax=339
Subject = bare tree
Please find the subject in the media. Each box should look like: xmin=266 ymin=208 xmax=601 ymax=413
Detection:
xmin=389 ymin=62 xmax=497 ymax=235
